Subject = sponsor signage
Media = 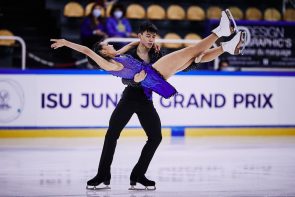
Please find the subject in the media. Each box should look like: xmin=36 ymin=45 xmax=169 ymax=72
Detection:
xmin=0 ymin=72 xmax=294 ymax=127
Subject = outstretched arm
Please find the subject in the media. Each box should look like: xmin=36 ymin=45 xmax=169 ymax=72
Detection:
xmin=50 ymin=39 xmax=121 ymax=71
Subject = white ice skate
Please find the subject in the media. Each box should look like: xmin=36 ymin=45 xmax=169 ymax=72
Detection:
xmin=221 ymin=30 xmax=247 ymax=55
xmin=212 ymin=9 xmax=238 ymax=38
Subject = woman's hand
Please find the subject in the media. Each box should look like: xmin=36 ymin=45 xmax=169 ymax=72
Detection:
xmin=134 ymin=70 xmax=147 ymax=83
xmin=50 ymin=39 xmax=67 ymax=49
xmin=153 ymin=43 xmax=161 ymax=53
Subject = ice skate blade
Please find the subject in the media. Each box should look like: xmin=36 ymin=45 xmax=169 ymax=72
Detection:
xmin=235 ymin=31 xmax=247 ymax=55
xmin=129 ymin=185 xmax=156 ymax=191
xmin=86 ymin=184 xmax=111 ymax=190
xmin=225 ymin=9 xmax=237 ymax=34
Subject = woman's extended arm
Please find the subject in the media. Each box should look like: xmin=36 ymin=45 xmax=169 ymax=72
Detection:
xmin=116 ymin=41 xmax=140 ymax=55
xmin=50 ymin=39 xmax=120 ymax=71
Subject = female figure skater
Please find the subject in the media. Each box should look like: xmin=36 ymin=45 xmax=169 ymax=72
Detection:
xmin=51 ymin=9 xmax=246 ymax=99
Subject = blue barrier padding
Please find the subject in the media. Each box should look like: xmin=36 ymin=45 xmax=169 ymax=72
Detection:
xmin=171 ymin=127 xmax=185 ymax=137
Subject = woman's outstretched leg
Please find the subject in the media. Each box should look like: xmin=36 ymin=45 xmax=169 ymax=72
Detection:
xmin=195 ymin=47 xmax=224 ymax=64
xmin=175 ymin=47 xmax=224 ymax=72
xmin=153 ymin=9 xmax=238 ymax=79
xmin=153 ymin=34 xmax=218 ymax=78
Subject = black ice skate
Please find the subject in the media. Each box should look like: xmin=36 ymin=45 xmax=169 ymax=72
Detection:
xmin=86 ymin=174 xmax=111 ymax=190
xmin=129 ymin=175 xmax=156 ymax=190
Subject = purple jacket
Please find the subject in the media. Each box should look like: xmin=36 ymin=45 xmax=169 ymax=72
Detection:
xmin=80 ymin=18 xmax=106 ymax=38
xmin=106 ymin=17 xmax=132 ymax=37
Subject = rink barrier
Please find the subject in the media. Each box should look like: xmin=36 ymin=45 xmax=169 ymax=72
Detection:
xmin=185 ymin=127 xmax=295 ymax=137
xmin=0 ymin=128 xmax=171 ymax=138
xmin=1 ymin=69 xmax=295 ymax=137
xmin=0 ymin=36 xmax=26 ymax=70
xmin=0 ymin=127 xmax=295 ymax=138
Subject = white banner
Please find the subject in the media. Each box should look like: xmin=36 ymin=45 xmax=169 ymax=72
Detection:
xmin=0 ymin=72 xmax=294 ymax=127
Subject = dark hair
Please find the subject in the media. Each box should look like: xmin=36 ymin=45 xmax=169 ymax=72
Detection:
xmin=110 ymin=3 xmax=126 ymax=18
xmin=88 ymin=3 xmax=105 ymax=17
xmin=87 ymin=41 xmax=111 ymax=69
xmin=138 ymin=21 xmax=158 ymax=34
xmin=88 ymin=3 xmax=105 ymax=29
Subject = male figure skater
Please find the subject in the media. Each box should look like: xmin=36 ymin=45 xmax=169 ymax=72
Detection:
xmin=87 ymin=21 xmax=163 ymax=190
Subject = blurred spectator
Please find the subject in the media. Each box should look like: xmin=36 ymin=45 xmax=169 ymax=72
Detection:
xmin=218 ymin=59 xmax=240 ymax=71
xmin=97 ymin=0 xmax=106 ymax=6
xmin=217 ymin=59 xmax=229 ymax=71
xmin=97 ymin=0 xmax=117 ymax=8
xmin=106 ymin=3 xmax=137 ymax=48
xmin=80 ymin=3 xmax=108 ymax=48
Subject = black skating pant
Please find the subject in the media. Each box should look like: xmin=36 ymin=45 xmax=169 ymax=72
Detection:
xmin=96 ymin=98 xmax=162 ymax=180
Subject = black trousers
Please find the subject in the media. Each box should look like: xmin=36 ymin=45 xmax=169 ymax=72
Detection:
xmin=96 ymin=97 xmax=162 ymax=180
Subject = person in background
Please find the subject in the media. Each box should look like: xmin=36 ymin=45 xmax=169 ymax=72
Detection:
xmin=217 ymin=59 xmax=240 ymax=71
xmin=217 ymin=59 xmax=230 ymax=71
xmin=97 ymin=0 xmax=117 ymax=8
xmin=80 ymin=3 xmax=108 ymax=49
xmin=106 ymin=3 xmax=137 ymax=48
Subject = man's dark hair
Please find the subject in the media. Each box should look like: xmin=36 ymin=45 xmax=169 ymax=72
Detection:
xmin=138 ymin=21 xmax=158 ymax=34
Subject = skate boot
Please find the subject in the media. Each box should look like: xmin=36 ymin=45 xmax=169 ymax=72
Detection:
xmin=221 ymin=30 xmax=247 ymax=55
xmin=212 ymin=9 xmax=237 ymax=38
xmin=129 ymin=175 xmax=156 ymax=190
xmin=86 ymin=173 xmax=111 ymax=190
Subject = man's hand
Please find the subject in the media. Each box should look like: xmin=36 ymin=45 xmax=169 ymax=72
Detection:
xmin=134 ymin=70 xmax=147 ymax=83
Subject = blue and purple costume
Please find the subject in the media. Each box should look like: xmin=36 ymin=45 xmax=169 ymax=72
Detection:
xmin=109 ymin=55 xmax=177 ymax=99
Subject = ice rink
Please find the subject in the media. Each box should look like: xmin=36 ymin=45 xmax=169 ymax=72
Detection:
xmin=1 ymin=136 xmax=295 ymax=197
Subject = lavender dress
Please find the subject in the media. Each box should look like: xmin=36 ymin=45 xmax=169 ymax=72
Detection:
xmin=109 ymin=55 xmax=177 ymax=99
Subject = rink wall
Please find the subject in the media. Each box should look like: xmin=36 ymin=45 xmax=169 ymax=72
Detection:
xmin=0 ymin=69 xmax=295 ymax=137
